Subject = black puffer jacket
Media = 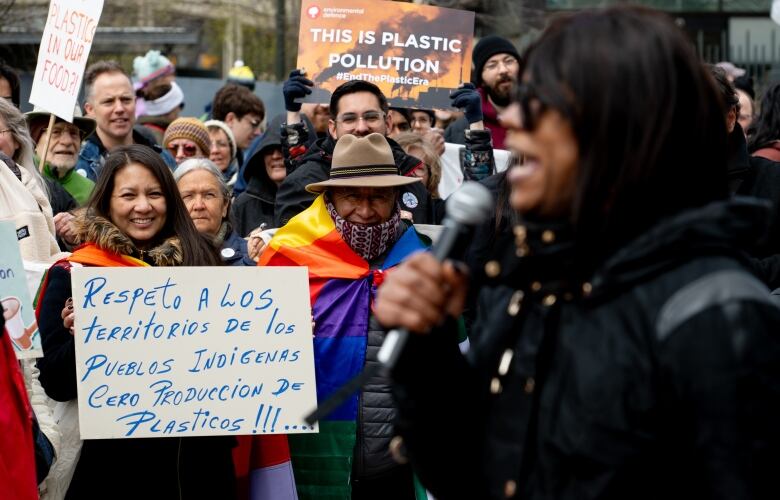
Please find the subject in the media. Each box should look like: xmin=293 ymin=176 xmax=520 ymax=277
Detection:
xmin=393 ymin=199 xmax=780 ymax=500
xmin=274 ymin=135 xmax=441 ymax=226
xmin=232 ymin=116 xmax=284 ymax=236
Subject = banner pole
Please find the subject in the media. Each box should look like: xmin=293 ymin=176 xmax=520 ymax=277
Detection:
xmin=37 ymin=113 xmax=56 ymax=174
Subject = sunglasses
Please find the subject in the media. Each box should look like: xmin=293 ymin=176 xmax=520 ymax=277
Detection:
xmin=167 ymin=143 xmax=199 ymax=157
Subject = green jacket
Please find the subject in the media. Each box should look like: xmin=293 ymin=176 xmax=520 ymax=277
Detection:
xmin=40 ymin=160 xmax=95 ymax=206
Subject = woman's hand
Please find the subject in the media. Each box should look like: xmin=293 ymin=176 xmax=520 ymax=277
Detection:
xmin=374 ymin=252 xmax=468 ymax=334
xmin=62 ymin=298 xmax=75 ymax=335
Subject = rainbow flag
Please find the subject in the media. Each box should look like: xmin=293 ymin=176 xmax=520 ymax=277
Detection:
xmin=260 ymin=194 xmax=427 ymax=499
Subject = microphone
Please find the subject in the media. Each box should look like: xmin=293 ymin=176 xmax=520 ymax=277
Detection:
xmin=305 ymin=182 xmax=494 ymax=425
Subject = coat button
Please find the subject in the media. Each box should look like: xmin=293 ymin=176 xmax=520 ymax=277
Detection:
xmin=541 ymin=229 xmax=555 ymax=243
xmin=524 ymin=377 xmax=535 ymax=394
xmin=542 ymin=294 xmax=557 ymax=307
xmin=485 ymin=260 xmax=501 ymax=278
xmin=504 ymin=479 xmax=517 ymax=497
xmin=507 ymin=290 xmax=524 ymax=316
xmin=490 ymin=377 xmax=502 ymax=394
xmin=582 ymin=282 xmax=593 ymax=296
xmin=531 ymin=281 xmax=542 ymax=292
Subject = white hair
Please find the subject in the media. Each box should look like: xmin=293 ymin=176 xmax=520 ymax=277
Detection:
xmin=174 ymin=157 xmax=230 ymax=202
xmin=0 ymin=98 xmax=48 ymax=196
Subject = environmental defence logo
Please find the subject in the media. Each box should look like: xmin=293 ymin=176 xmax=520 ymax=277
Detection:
xmin=307 ymin=5 xmax=320 ymax=19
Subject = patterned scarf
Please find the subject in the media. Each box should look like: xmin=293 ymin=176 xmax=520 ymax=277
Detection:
xmin=326 ymin=199 xmax=403 ymax=261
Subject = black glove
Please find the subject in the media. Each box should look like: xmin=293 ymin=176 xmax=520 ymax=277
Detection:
xmin=283 ymin=69 xmax=314 ymax=112
xmin=450 ymin=83 xmax=483 ymax=124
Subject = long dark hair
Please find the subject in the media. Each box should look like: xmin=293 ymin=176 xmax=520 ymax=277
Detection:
xmin=520 ymin=6 xmax=728 ymax=265
xmin=87 ymin=144 xmax=221 ymax=266
xmin=748 ymin=82 xmax=780 ymax=153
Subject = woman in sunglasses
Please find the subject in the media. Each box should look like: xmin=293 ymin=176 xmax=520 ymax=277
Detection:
xmin=375 ymin=6 xmax=780 ymax=500
xmin=163 ymin=117 xmax=211 ymax=165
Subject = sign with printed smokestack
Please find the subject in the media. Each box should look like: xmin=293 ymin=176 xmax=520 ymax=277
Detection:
xmin=297 ymin=0 xmax=475 ymax=109
xmin=29 ymin=0 xmax=104 ymax=122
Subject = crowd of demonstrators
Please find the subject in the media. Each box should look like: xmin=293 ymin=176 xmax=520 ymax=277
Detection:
xmin=76 ymin=61 xmax=173 ymax=180
xmin=162 ymin=116 xmax=211 ymax=165
xmin=275 ymin=76 xmax=439 ymax=226
xmin=376 ymin=6 xmax=780 ymax=500
xmin=34 ymin=145 xmax=239 ymax=498
xmin=205 ymin=119 xmax=239 ymax=186
xmin=260 ymin=133 xmax=447 ymax=500
xmin=232 ymin=114 xmax=287 ymax=237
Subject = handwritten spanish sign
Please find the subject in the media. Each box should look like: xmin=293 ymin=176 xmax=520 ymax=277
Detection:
xmin=71 ymin=266 xmax=318 ymax=439
xmin=297 ymin=0 xmax=474 ymax=109
xmin=0 ymin=222 xmax=42 ymax=359
xmin=29 ymin=0 xmax=104 ymax=122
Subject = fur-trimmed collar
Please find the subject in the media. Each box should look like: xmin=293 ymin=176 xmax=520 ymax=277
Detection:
xmin=72 ymin=212 xmax=183 ymax=266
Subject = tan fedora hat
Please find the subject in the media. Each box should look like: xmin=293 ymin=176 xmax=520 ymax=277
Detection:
xmin=306 ymin=133 xmax=421 ymax=193
xmin=25 ymin=105 xmax=96 ymax=144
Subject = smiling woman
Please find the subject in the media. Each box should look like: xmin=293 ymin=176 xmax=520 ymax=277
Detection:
xmin=35 ymin=144 xmax=236 ymax=499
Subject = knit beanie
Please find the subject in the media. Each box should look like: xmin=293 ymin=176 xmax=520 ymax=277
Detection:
xmin=133 ymin=50 xmax=175 ymax=87
xmin=472 ymin=35 xmax=521 ymax=86
xmin=143 ymin=82 xmax=185 ymax=116
xmin=227 ymin=60 xmax=256 ymax=90
xmin=163 ymin=118 xmax=211 ymax=156
xmin=204 ymin=119 xmax=237 ymax=161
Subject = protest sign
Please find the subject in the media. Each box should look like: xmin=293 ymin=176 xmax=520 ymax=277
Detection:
xmin=29 ymin=0 xmax=104 ymax=122
xmin=0 ymin=222 xmax=43 ymax=359
xmin=71 ymin=266 xmax=318 ymax=439
xmin=297 ymin=0 xmax=474 ymax=109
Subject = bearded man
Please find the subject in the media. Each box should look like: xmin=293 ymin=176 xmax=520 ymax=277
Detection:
xmin=444 ymin=35 xmax=520 ymax=149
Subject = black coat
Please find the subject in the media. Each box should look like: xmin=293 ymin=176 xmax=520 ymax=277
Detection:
xmin=393 ymin=199 xmax=780 ymax=500
xmin=232 ymin=117 xmax=284 ymax=236
xmin=274 ymin=135 xmax=442 ymax=227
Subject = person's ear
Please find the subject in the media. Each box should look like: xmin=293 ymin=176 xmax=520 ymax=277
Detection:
xmin=328 ymin=119 xmax=338 ymax=140
xmin=225 ymin=112 xmax=238 ymax=126
xmin=84 ymin=101 xmax=94 ymax=117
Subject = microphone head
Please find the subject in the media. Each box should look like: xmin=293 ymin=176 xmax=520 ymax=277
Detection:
xmin=445 ymin=181 xmax=494 ymax=226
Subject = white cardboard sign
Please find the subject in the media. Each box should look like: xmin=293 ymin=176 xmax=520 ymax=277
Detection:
xmin=29 ymin=0 xmax=104 ymax=121
xmin=71 ymin=266 xmax=318 ymax=439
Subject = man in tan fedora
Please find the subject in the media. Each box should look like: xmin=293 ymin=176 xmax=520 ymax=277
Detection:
xmin=260 ymin=132 xmax=431 ymax=499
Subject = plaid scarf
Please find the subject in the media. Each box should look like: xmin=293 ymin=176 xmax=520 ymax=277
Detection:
xmin=326 ymin=199 xmax=403 ymax=262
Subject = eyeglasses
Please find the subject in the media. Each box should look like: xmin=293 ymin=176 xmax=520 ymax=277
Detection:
xmin=336 ymin=111 xmax=384 ymax=127
xmin=211 ymin=140 xmax=230 ymax=149
xmin=167 ymin=143 xmax=199 ymax=157
xmin=484 ymin=56 xmax=519 ymax=72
